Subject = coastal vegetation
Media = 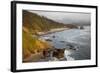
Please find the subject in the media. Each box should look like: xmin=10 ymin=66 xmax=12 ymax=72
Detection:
xmin=22 ymin=10 xmax=78 ymax=62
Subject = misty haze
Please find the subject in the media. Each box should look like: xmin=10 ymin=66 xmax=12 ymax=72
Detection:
xmin=23 ymin=10 xmax=91 ymax=62
xmin=29 ymin=10 xmax=91 ymax=26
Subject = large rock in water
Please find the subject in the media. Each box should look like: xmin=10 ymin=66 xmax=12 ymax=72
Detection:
xmin=80 ymin=26 xmax=84 ymax=29
xmin=52 ymin=49 xmax=65 ymax=59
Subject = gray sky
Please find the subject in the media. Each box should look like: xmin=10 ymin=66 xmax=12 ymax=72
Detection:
xmin=28 ymin=10 xmax=91 ymax=25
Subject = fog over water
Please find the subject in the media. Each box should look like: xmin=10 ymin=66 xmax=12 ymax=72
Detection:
xmin=29 ymin=10 xmax=91 ymax=25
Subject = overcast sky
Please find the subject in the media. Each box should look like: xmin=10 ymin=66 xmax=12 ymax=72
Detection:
xmin=28 ymin=10 xmax=91 ymax=25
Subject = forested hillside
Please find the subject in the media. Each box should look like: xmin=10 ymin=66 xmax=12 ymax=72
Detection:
xmin=22 ymin=10 xmax=78 ymax=62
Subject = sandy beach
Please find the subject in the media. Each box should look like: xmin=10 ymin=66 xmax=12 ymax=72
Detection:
xmin=37 ymin=28 xmax=69 ymax=36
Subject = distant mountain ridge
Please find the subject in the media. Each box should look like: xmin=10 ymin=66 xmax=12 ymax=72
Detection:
xmin=23 ymin=10 xmax=78 ymax=34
